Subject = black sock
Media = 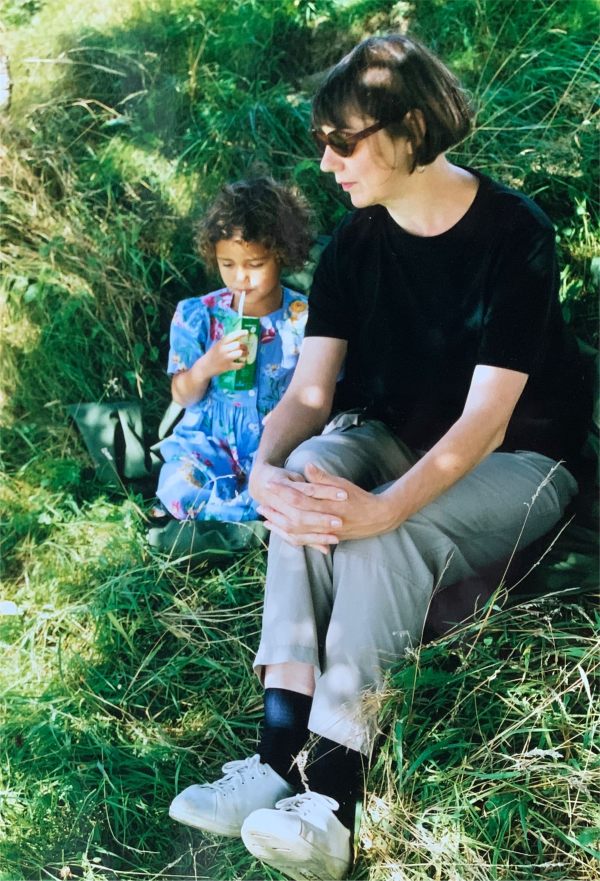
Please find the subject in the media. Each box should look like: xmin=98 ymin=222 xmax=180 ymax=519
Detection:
xmin=258 ymin=688 xmax=312 ymax=789
xmin=306 ymin=735 xmax=365 ymax=833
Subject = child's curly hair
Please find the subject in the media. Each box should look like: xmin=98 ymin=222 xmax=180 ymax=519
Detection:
xmin=196 ymin=177 xmax=312 ymax=271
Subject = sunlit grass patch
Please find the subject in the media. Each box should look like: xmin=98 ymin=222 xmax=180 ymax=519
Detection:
xmin=0 ymin=485 xmax=269 ymax=878
xmin=361 ymin=596 xmax=600 ymax=880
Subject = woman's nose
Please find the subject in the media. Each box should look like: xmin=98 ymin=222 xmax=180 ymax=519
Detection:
xmin=320 ymin=145 xmax=343 ymax=173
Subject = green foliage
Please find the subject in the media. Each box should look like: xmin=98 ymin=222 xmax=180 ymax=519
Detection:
xmin=1 ymin=0 xmax=598 ymax=878
xmin=366 ymin=596 xmax=600 ymax=880
xmin=0 ymin=468 xmax=597 ymax=878
xmin=1 ymin=0 xmax=597 ymax=463
xmin=0 ymin=0 xmax=44 ymax=27
xmin=0 ymin=475 xmax=271 ymax=879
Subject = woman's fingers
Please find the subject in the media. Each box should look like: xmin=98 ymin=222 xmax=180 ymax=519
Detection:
xmin=289 ymin=481 xmax=348 ymax=501
xmin=257 ymin=503 xmax=342 ymax=534
xmin=269 ymin=464 xmax=349 ymax=501
xmin=264 ymin=480 xmax=344 ymax=513
xmin=265 ymin=522 xmax=338 ymax=552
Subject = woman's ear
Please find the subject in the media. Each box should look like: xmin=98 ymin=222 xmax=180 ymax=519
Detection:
xmin=404 ymin=109 xmax=426 ymax=146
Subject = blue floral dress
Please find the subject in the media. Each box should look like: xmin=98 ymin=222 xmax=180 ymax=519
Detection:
xmin=157 ymin=287 xmax=308 ymax=521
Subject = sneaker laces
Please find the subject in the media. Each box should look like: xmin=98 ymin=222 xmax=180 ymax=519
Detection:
xmin=275 ymin=791 xmax=340 ymax=814
xmin=205 ymin=754 xmax=264 ymax=792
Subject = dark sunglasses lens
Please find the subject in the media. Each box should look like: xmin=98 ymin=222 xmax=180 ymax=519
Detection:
xmin=311 ymin=130 xmax=353 ymax=158
xmin=328 ymin=133 xmax=352 ymax=157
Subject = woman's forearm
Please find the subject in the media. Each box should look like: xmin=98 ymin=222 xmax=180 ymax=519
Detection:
xmin=253 ymin=366 xmax=527 ymax=545
xmin=381 ymin=366 xmax=528 ymax=528
xmin=253 ymin=337 xmax=346 ymax=472
xmin=254 ymin=391 xmax=331 ymax=471
xmin=381 ymin=409 xmax=506 ymax=527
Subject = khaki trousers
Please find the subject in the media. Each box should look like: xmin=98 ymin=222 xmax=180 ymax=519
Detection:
xmin=254 ymin=417 xmax=578 ymax=754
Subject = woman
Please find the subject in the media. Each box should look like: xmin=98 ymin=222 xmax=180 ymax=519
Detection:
xmin=168 ymin=35 xmax=589 ymax=880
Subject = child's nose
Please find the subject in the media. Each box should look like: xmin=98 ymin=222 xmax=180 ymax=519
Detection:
xmin=235 ymin=266 xmax=249 ymax=282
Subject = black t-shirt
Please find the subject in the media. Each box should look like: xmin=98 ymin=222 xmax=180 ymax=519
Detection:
xmin=305 ymin=169 xmax=590 ymax=467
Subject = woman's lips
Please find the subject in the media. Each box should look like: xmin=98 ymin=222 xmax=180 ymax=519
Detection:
xmin=339 ymin=182 xmax=355 ymax=191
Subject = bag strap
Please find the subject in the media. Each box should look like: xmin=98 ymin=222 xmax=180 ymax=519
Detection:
xmin=115 ymin=405 xmax=153 ymax=480
xmin=67 ymin=401 xmax=156 ymax=485
xmin=157 ymin=400 xmax=184 ymax=441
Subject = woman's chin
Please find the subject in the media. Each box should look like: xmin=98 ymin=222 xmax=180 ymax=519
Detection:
xmin=348 ymin=190 xmax=369 ymax=208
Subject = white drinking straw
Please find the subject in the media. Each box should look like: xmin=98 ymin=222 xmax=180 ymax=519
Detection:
xmin=238 ymin=290 xmax=246 ymax=316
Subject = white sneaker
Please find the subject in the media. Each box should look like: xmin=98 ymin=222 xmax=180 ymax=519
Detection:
xmin=241 ymin=791 xmax=352 ymax=880
xmin=169 ymin=754 xmax=293 ymax=837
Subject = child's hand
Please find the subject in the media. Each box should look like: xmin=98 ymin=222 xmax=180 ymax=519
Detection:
xmin=171 ymin=329 xmax=249 ymax=407
xmin=204 ymin=329 xmax=249 ymax=377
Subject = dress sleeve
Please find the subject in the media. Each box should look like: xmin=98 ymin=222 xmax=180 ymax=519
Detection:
xmin=304 ymin=230 xmax=352 ymax=341
xmin=167 ymin=298 xmax=209 ymax=375
xmin=477 ymin=207 xmax=558 ymax=375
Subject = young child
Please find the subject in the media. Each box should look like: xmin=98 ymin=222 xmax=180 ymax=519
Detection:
xmin=156 ymin=177 xmax=312 ymax=522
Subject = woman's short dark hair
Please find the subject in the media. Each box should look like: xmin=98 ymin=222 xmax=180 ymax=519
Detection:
xmin=312 ymin=34 xmax=472 ymax=171
xmin=196 ymin=177 xmax=312 ymax=270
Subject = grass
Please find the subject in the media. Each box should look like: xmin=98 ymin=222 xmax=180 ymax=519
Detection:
xmin=367 ymin=591 xmax=600 ymax=880
xmin=0 ymin=476 xmax=597 ymax=879
xmin=1 ymin=465 xmax=598 ymax=880
xmin=1 ymin=0 xmax=599 ymax=878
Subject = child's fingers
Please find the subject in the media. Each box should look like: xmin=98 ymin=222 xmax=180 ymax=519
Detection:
xmin=222 ymin=350 xmax=248 ymax=367
xmin=223 ymin=329 xmax=249 ymax=343
xmin=221 ymin=340 xmax=248 ymax=356
xmin=225 ymin=347 xmax=248 ymax=369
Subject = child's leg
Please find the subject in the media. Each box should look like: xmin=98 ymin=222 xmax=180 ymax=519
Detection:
xmin=156 ymin=457 xmax=212 ymax=520
xmin=157 ymin=437 xmax=258 ymax=521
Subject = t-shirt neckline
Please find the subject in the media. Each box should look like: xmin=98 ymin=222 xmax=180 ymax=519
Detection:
xmin=384 ymin=167 xmax=487 ymax=243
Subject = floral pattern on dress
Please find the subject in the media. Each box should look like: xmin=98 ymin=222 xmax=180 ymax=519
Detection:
xmin=157 ymin=286 xmax=308 ymax=521
xmin=276 ymin=299 xmax=308 ymax=368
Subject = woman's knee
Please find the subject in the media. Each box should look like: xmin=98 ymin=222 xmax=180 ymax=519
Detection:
xmin=285 ymin=435 xmax=339 ymax=477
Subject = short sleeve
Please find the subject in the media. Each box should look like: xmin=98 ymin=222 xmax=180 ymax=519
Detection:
xmin=477 ymin=207 xmax=557 ymax=375
xmin=167 ymin=298 xmax=209 ymax=375
xmin=305 ymin=230 xmax=352 ymax=341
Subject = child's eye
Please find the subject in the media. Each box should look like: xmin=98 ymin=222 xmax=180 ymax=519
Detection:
xmin=249 ymin=262 xmax=265 ymax=268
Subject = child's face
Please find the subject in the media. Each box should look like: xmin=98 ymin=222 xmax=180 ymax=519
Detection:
xmin=215 ymin=237 xmax=281 ymax=313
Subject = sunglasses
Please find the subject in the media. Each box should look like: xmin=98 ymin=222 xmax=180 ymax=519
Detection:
xmin=311 ymin=121 xmax=385 ymax=158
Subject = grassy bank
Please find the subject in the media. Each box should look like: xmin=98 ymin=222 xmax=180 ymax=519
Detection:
xmin=1 ymin=0 xmax=598 ymax=878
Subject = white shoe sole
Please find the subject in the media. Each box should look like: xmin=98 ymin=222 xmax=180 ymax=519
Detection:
xmin=242 ymin=826 xmax=350 ymax=880
xmin=168 ymin=804 xmax=240 ymax=837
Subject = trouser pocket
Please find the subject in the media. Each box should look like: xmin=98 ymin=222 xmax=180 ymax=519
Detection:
xmin=323 ymin=408 xmax=370 ymax=434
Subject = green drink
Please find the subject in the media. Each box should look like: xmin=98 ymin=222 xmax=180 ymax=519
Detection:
xmin=217 ymin=313 xmax=260 ymax=392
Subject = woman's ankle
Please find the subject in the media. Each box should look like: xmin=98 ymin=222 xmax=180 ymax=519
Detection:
xmin=264 ymin=661 xmax=315 ymax=696
xmin=258 ymin=688 xmax=313 ymax=788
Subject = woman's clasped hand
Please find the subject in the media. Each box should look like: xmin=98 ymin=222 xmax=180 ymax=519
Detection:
xmin=253 ymin=462 xmax=397 ymax=549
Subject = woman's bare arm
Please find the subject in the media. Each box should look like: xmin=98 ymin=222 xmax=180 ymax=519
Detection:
xmin=248 ymin=336 xmax=348 ymax=551
xmin=251 ymin=336 xmax=347 ymax=473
